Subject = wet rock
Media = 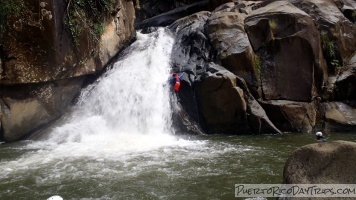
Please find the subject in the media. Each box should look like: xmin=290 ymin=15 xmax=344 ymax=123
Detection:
xmin=283 ymin=140 xmax=356 ymax=184
xmin=169 ymin=11 xmax=212 ymax=74
xmin=169 ymin=11 xmax=212 ymax=125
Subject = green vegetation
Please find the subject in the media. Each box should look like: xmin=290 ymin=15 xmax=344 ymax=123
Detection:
xmin=268 ymin=19 xmax=278 ymax=30
xmin=0 ymin=0 xmax=25 ymax=38
xmin=268 ymin=18 xmax=278 ymax=40
xmin=64 ymin=0 xmax=116 ymax=47
xmin=254 ymin=54 xmax=262 ymax=78
xmin=320 ymin=31 xmax=341 ymax=74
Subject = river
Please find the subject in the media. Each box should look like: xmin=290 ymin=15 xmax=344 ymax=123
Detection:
xmin=0 ymin=28 xmax=355 ymax=200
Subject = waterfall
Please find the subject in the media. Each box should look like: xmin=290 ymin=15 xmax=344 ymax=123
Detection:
xmin=34 ymin=28 xmax=179 ymax=152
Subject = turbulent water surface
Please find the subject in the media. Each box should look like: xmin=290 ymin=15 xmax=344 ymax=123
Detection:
xmin=1 ymin=29 xmax=356 ymax=200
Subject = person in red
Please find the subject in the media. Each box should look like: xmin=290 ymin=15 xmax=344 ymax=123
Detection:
xmin=172 ymin=73 xmax=181 ymax=92
xmin=170 ymin=72 xmax=184 ymax=101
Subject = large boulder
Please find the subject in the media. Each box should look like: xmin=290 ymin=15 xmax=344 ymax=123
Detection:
xmin=283 ymin=140 xmax=356 ymax=184
xmin=245 ymin=1 xmax=327 ymax=101
xmin=206 ymin=2 xmax=260 ymax=97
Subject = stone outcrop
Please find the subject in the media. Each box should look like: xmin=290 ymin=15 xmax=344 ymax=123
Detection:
xmin=0 ymin=0 xmax=136 ymax=141
xmin=283 ymin=140 xmax=356 ymax=184
xmin=166 ymin=0 xmax=355 ymax=134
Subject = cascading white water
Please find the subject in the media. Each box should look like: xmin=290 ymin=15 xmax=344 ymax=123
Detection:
xmin=42 ymin=28 xmax=179 ymax=151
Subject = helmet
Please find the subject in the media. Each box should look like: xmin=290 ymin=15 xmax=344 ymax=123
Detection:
xmin=316 ymin=132 xmax=323 ymax=136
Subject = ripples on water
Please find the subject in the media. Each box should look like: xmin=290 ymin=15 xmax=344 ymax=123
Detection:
xmin=1 ymin=134 xmax=356 ymax=199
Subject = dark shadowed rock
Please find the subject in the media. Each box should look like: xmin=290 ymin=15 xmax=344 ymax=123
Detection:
xmin=136 ymin=0 xmax=205 ymax=22
xmin=135 ymin=1 xmax=210 ymax=30
xmin=169 ymin=11 xmax=212 ymax=73
xmin=333 ymin=54 xmax=356 ymax=100
xmin=195 ymin=64 xmax=249 ymax=133
xmin=169 ymin=11 xmax=212 ymax=126
xmin=336 ymin=0 xmax=356 ymax=23
xmin=283 ymin=140 xmax=356 ymax=184
xmin=260 ymin=100 xmax=316 ymax=133
xmin=245 ymin=1 xmax=327 ymax=101
xmin=246 ymin=96 xmax=282 ymax=134
xmin=171 ymin=98 xmax=204 ymax=135
xmin=209 ymin=0 xmax=234 ymax=10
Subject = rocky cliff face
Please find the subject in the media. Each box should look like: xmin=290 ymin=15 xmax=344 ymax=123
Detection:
xmin=166 ymin=0 xmax=355 ymax=134
xmin=0 ymin=0 xmax=135 ymax=142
